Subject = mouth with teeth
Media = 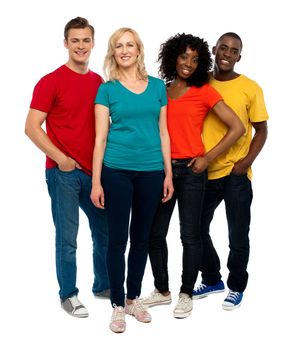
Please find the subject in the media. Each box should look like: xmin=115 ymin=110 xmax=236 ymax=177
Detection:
xmin=220 ymin=59 xmax=230 ymax=65
xmin=75 ymin=50 xmax=87 ymax=56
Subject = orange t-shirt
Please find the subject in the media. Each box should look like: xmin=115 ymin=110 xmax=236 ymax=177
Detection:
xmin=167 ymin=84 xmax=222 ymax=159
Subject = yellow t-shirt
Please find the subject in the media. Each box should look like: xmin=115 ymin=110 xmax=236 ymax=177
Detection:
xmin=203 ymin=74 xmax=269 ymax=180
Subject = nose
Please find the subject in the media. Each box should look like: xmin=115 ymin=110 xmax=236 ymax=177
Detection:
xmin=223 ymin=48 xmax=231 ymax=58
xmin=185 ymin=57 xmax=193 ymax=68
xmin=78 ymin=41 xmax=85 ymax=49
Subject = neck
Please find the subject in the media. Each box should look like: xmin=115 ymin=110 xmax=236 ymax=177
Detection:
xmin=118 ymin=66 xmax=140 ymax=82
xmin=213 ymin=66 xmax=239 ymax=81
xmin=172 ymin=77 xmax=189 ymax=88
xmin=66 ymin=60 xmax=89 ymax=75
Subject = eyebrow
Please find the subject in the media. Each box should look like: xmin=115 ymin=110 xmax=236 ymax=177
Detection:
xmin=116 ymin=41 xmax=135 ymax=45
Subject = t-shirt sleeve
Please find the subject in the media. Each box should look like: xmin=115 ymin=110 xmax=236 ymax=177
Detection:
xmin=159 ymin=79 xmax=168 ymax=107
xmin=248 ymin=84 xmax=269 ymax=123
xmin=203 ymin=84 xmax=223 ymax=108
xmin=30 ymin=75 xmax=56 ymax=113
xmin=95 ymin=83 xmax=109 ymax=107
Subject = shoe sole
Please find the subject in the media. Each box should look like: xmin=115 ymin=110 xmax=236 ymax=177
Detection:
xmin=222 ymin=302 xmax=242 ymax=311
xmin=173 ymin=310 xmax=192 ymax=319
xmin=192 ymin=289 xmax=225 ymax=300
xmin=142 ymin=300 xmax=172 ymax=308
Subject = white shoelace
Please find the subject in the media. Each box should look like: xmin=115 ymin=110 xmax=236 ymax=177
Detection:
xmin=225 ymin=291 xmax=241 ymax=302
xmin=111 ymin=305 xmax=125 ymax=322
xmin=195 ymin=283 xmax=207 ymax=292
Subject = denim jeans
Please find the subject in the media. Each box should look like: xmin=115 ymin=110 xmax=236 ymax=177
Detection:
xmin=101 ymin=165 xmax=164 ymax=307
xmin=149 ymin=159 xmax=207 ymax=296
xmin=200 ymin=173 xmax=253 ymax=292
xmin=46 ymin=167 xmax=109 ymax=300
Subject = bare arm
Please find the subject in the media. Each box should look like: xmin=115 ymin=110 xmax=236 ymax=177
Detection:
xmin=24 ymin=108 xmax=80 ymax=171
xmin=90 ymin=104 xmax=110 ymax=209
xmin=189 ymin=100 xmax=245 ymax=173
xmin=159 ymin=105 xmax=174 ymax=202
xmin=232 ymin=121 xmax=268 ymax=175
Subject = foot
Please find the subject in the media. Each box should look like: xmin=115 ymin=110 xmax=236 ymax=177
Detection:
xmin=222 ymin=290 xmax=243 ymax=311
xmin=173 ymin=293 xmax=193 ymax=319
xmin=61 ymin=295 xmax=89 ymax=318
xmin=141 ymin=289 xmax=172 ymax=307
xmin=192 ymin=281 xmax=225 ymax=299
xmin=125 ymin=298 xmax=152 ymax=323
xmin=109 ymin=305 xmax=126 ymax=333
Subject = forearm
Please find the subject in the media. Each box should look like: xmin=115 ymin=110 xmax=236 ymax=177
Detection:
xmin=25 ymin=125 xmax=67 ymax=165
xmin=241 ymin=125 xmax=268 ymax=166
xmin=160 ymin=132 xmax=172 ymax=177
xmin=204 ymin=125 xmax=244 ymax=164
xmin=92 ymin=139 xmax=106 ymax=187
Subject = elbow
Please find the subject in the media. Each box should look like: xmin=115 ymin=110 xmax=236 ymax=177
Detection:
xmin=24 ymin=122 xmax=31 ymax=138
xmin=239 ymin=123 xmax=246 ymax=137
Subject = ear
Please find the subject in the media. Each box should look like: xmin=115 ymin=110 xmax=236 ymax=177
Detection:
xmin=237 ymin=54 xmax=241 ymax=62
xmin=212 ymin=46 xmax=216 ymax=55
xmin=64 ymin=39 xmax=68 ymax=49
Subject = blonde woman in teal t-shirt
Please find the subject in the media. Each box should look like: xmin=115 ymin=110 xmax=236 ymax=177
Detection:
xmin=90 ymin=27 xmax=174 ymax=333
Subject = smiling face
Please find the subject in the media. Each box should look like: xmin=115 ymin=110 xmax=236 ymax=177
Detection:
xmin=64 ymin=27 xmax=94 ymax=68
xmin=113 ymin=31 xmax=140 ymax=70
xmin=212 ymin=36 xmax=242 ymax=73
xmin=175 ymin=46 xmax=199 ymax=81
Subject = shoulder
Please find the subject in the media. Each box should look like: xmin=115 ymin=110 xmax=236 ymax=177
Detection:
xmin=238 ymin=74 xmax=262 ymax=89
xmin=148 ymin=75 xmax=165 ymax=87
xmin=88 ymin=69 xmax=104 ymax=83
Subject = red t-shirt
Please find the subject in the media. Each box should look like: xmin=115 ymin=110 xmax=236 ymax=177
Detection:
xmin=167 ymin=84 xmax=222 ymax=159
xmin=30 ymin=65 xmax=103 ymax=175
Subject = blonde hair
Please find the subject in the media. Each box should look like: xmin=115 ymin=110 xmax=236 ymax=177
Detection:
xmin=103 ymin=27 xmax=148 ymax=81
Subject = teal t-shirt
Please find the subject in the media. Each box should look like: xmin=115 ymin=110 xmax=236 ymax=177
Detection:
xmin=95 ymin=76 xmax=167 ymax=171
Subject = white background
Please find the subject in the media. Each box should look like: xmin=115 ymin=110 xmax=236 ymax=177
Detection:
xmin=1 ymin=0 xmax=293 ymax=349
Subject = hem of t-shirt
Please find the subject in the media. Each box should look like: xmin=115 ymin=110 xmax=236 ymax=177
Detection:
xmin=103 ymin=161 xmax=164 ymax=172
xmin=207 ymin=166 xmax=252 ymax=181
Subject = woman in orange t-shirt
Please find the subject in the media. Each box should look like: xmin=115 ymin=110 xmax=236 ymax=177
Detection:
xmin=143 ymin=33 xmax=244 ymax=318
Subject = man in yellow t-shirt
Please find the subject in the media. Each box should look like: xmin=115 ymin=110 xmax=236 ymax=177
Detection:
xmin=193 ymin=32 xmax=268 ymax=310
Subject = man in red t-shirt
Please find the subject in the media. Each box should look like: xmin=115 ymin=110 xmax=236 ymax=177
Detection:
xmin=25 ymin=17 xmax=109 ymax=318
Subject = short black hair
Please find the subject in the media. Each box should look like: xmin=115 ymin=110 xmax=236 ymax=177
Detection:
xmin=158 ymin=33 xmax=212 ymax=87
xmin=64 ymin=17 xmax=94 ymax=41
xmin=216 ymin=32 xmax=243 ymax=51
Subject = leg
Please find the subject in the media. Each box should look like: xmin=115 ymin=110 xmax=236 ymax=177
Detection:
xmin=78 ymin=170 xmax=109 ymax=294
xmin=101 ymin=166 xmax=133 ymax=307
xmin=176 ymin=167 xmax=207 ymax=296
xmin=148 ymin=193 xmax=176 ymax=293
xmin=200 ymin=178 xmax=224 ymax=285
xmin=224 ymin=174 xmax=253 ymax=292
xmin=126 ymin=170 xmax=164 ymax=300
xmin=45 ymin=168 xmax=80 ymax=300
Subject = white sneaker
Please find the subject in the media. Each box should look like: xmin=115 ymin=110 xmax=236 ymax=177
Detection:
xmin=173 ymin=293 xmax=193 ymax=319
xmin=109 ymin=305 xmax=126 ymax=333
xmin=61 ymin=295 xmax=89 ymax=318
xmin=141 ymin=289 xmax=172 ymax=307
xmin=125 ymin=298 xmax=152 ymax=323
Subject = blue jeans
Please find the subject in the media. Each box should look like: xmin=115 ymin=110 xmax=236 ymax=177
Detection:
xmin=149 ymin=159 xmax=207 ymax=296
xmin=200 ymin=173 xmax=253 ymax=292
xmin=102 ymin=165 xmax=164 ymax=307
xmin=46 ymin=167 xmax=109 ymax=300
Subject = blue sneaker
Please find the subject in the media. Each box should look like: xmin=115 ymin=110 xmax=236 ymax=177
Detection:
xmin=222 ymin=290 xmax=243 ymax=310
xmin=192 ymin=281 xmax=225 ymax=299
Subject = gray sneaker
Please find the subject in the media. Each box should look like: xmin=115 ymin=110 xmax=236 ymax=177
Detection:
xmin=173 ymin=293 xmax=193 ymax=319
xmin=61 ymin=295 xmax=89 ymax=318
xmin=142 ymin=289 xmax=172 ymax=307
xmin=94 ymin=289 xmax=110 ymax=299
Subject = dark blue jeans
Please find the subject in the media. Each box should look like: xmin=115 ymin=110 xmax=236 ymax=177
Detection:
xmin=149 ymin=160 xmax=207 ymax=296
xmin=200 ymin=173 xmax=253 ymax=292
xmin=101 ymin=165 xmax=164 ymax=307
xmin=46 ymin=168 xmax=109 ymax=300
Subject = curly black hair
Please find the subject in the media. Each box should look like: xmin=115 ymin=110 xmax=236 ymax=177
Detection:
xmin=158 ymin=33 xmax=212 ymax=87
